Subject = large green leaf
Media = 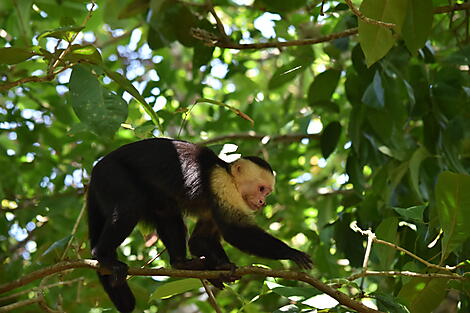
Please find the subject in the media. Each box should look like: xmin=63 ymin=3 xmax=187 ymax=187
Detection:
xmin=362 ymin=71 xmax=384 ymax=109
xmin=320 ymin=121 xmax=342 ymax=159
xmin=150 ymin=278 xmax=202 ymax=300
xmin=0 ymin=47 xmax=35 ymax=65
xmin=401 ymin=0 xmax=433 ymax=55
xmin=69 ymin=65 xmax=128 ymax=137
xmin=358 ymin=0 xmax=408 ymax=67
xmin=435 ymin=171 xmax=470 ymax=263
xmin=374 ymin=217 xmax=398 ymax=270
xmin=398 ymin=278 xmax=448 ymax=313
xmin=307 ymin=69 xmax=341 ymax=105
xmin=393 ymin=205 xmax=426 ymax=224
xmin=268 ymin=47 xmax=314 ymax=89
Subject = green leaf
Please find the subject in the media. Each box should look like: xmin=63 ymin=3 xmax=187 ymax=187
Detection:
xmin=307 ymin=69 xmax=341 ymax=105
xmin=266 ymin=281 xmax=321 ymax=299
xmin=41 ymin=235 xmax=72 ymax=257
xmin=398 ymin=278 xmax=447 ymax=313
xmin=346 ymin=152 xmax=365 ymax=193
xmin=362 ymin=71 xmax=384 ymax=109
xmin=374 ymin=217 xmax=398 ymax=270
xmin=435 ymin=171 xmax=470 ymax=263
xmin=393 ymin=205 xmax=426 ymax=224
xmin=409 ymin=147 xmax=431 ymax=200
xmin=268 ymin=47 xmax=313 ymax=90
xmin=401 ymin=0 xmax=433 ymax=55
xmin=103 ymin=68 xmax=161 ymax=131
xmin=358 ymin=0 xmax=408 ymax=66
xmin=0 ymin=47 xmax=35 ymax=65
xmin=63 ymin=45 xmax=103 ymax=64
xmin=374 ymin=293 xmax=410 ymax=313
xmin=38 ymin=25 xmax=84 ymax=41
xmin=268 ymin=62 xmax=306 ymax=90
xmin=69 ymin=65 xmax=128 ymax=137
xmin=320 ymin=121 xmax=342 ymax=159
xmin=150 ymin=278 xmax=202 ymax=300
xmin=148 ymin=1 xmax=197 ymax=48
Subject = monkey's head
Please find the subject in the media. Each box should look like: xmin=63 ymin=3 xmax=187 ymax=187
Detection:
xmin=230 ymin=157 xmax=275 ymax=212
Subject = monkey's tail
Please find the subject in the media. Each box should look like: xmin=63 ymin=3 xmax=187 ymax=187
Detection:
xmin=87 ymin=189 xmax=136 ymax=313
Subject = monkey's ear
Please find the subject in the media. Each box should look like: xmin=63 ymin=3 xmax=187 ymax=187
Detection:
xmin=233 ymin=164 xmax=243 ymax=175
xmin=231 ymin=160 xmax=245 ymax=177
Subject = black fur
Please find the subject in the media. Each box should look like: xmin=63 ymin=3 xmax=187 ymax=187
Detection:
xmin=87 ymin=138 xmax=312 ymax=312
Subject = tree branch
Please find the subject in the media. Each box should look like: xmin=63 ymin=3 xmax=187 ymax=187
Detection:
xmin=344 ymin=0 xmax=395 ymax=29
xmin=0 ymin=259 xmax=383 ymax=313
xmin=192 ymin=3 xmax=470 ymax=50
xmin=191 ymin=27 xmax=358 ymax=50
xmin=351 ymin=222 xmax=463 ymax=273
xmin=197 ymin=132 xmax=321 ymax=145
xmin=349 ymin=270 xmax=469 ymax=281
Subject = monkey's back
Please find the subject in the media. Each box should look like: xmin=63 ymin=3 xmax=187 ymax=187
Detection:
xmin=88 ymin=138 xmax=227 ymax=215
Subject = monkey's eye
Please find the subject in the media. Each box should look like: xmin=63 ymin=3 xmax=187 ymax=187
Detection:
xmin=259 ymin=186 xmax=265 ymax=192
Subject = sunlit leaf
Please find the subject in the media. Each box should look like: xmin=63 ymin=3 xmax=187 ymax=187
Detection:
xmin=38 ymin=25 xmax=84 ymax=41
xmin=150 ymin=278 xmax=202 ymax=300
xmin=435 ymin=171 xmax=470 ymax=263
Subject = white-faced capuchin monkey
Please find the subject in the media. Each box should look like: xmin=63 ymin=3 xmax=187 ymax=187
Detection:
xmin=87 ymin=138 xmax=312 ymax=312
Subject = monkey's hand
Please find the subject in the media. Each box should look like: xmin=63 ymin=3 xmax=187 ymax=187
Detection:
xmin=288 ymin=249 xmax=313 ymax=270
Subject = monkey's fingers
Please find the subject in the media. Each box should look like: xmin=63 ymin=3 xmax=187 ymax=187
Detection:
xmin=290 ymin=251 xmax=313 ymax=270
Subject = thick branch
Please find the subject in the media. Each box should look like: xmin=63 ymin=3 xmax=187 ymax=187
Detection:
xmin=0 ymin=259 xmax=382 ymax=313
xmin=192 ymin=27 xmax=358 ymax=50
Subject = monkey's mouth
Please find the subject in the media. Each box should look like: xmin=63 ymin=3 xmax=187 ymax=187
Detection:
xmin=247 ymin=201 xmax=264 ymax=211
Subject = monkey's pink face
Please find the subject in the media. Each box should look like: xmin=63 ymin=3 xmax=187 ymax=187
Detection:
xmin=232 ymin=160 xmax=275 ymax=212
xmin=241 ymin=183 xmax=273 ymax=211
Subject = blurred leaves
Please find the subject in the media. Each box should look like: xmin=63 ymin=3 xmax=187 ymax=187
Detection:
xmin=0 ymin=0 xmax=469 ymax=312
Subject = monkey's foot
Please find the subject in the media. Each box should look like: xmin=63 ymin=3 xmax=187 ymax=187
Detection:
xmin=207 ymin=262 xmax=240 ymax=289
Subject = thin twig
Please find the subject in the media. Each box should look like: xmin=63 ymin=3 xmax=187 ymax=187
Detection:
xmin=349 ymin=270 xmax=465 ymax=281
xmin=0 ymin=65 xmax=73 ymax=92
xmin=48 ymin=2 xmax=96 ymax=74
xmin=432 ymin=2 xmax=470 ymax=14
xmin=359 ymin=229 xmax=374 ymax=289
xmin=60 ymin=200 xmax=87 ymax=260
xmin=207 ymin=0 xmax=230 ymax=42
xmin=201 ymin=279 xmax=223 ymax=313
xmin=197 ymin=132 xmax=321 ymax=145
xmin=0 ymin=278 xmax=84 ymax=303
xmin=351 ymin=222 xmax=458 ymax=272
xmin=344 ymin=0 xmax=395 ymax=29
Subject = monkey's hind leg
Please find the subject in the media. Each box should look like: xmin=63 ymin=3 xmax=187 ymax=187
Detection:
xmin=92 ymin=210 xmax=139 ymax=313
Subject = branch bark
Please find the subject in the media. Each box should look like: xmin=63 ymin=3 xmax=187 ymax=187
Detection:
xmin=0 ymin=259 xmax=383 ymax=313
xmin=197 ymin=132 xmax=321 ymax=145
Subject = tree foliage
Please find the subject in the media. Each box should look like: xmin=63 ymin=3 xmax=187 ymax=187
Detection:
xmin=0 ymin=0 xmax=469 ymax=312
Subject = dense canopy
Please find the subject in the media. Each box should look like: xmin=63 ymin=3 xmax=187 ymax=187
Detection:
xmin=0 ymin=0 xmax=469 ymax=312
